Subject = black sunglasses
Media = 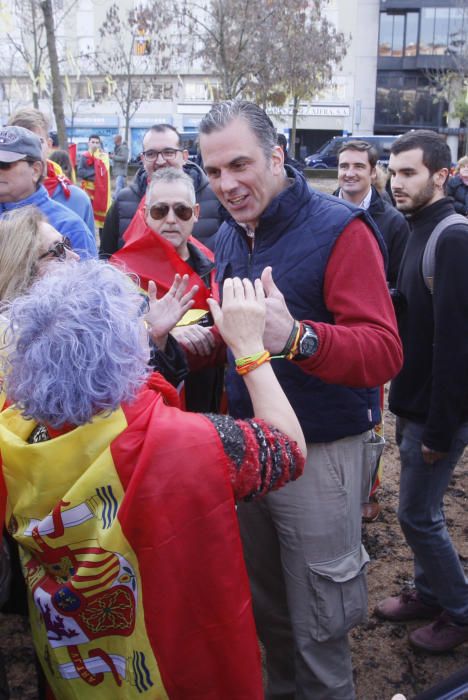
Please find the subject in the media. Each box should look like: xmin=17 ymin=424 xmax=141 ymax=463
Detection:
xmin=149 ymin=203 xmax=194 ymax=222
xmin=38 ymin=237 xmax=73 ymax=261
xmin=0 ymin=157 xmax=36 ymax=170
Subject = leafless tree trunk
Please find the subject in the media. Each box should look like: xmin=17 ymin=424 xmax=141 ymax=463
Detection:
xmin=40 ymin=0 xmax=66 ymax=146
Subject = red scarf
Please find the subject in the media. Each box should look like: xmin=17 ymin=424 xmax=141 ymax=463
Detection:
xmin=111 ymin=201 xmax=215 ymax=309
xmin=44 ymin=160 xmax=72 ymax=200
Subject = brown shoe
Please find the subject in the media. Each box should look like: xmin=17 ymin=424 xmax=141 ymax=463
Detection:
xmin=362 ymin=501 xmax=381 ymax=522
xmin=409 ymin=612 xmax=468 ymax=653
xmin=374 ymin=589 xmax=442 ymax=622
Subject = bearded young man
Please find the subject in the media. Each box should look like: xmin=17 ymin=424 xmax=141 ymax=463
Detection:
xmin=375 ymin=130 xmax=468 ymax=653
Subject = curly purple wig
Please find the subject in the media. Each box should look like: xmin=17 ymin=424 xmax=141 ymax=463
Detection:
xmin=4 ymin=259 xmax=150 ymax=427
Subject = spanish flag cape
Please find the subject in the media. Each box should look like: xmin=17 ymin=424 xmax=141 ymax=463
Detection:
xmin=44 ymin=160 xmax=72 ymax=200
xmin=0 ymin=374 xmax=263 ymax=699
xmin=111 ymin=201 xmax=217 ymax=325
xmin=80 ymin=149 xmax=111 ymax=227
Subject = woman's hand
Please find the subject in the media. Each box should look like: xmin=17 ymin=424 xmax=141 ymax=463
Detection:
xmin=208 ymin=277 xmax=265 ymax=358
xmin=145 ymin=274 xmax=198 ymax=347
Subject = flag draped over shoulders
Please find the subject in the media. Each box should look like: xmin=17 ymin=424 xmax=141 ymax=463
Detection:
xmin=81 ymin=150 xmax=111 ymax=227
xmin=0 ymin=375 xmax=263 ymax=699
xmin=44 ymin=160 xmax=72 ymax=200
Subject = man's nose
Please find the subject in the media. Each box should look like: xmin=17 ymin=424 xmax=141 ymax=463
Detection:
xmin=219 ymin=170 xmax=238 ymax=193
xmin=165 ymin=206 xmax=176 ymax=222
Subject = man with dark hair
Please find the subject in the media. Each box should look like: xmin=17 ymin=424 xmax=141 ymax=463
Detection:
xmin=77 ymin=134 xmax=111 ymax=230
xmin=375 ymin=130 xmax=468 ymax=653
xmin=0 ymin=126 xmax=96 ymax=258
xmin=277 ymin=133 xmax=304 ymax=172
xmin=336 ymin=140 xmax=409 ymax=288
xmin=100 ymin=124 xmax=222 ymax=256
xmin=199 ymin=99 xmax=402 ymax=699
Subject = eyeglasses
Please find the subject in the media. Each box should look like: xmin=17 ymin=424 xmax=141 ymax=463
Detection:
xmin=38 ymin=237 xmax=73 ymax=261
xmin=141 ymin=148 xmax=184 ymax=162
xmin=0 ymin=157 xmax=36 ymax=170
xmin=148 ymin=203 xmax=194 ymax=222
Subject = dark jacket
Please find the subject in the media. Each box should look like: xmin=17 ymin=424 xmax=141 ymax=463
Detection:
xmin=183 ymin=242 xmax=223 ymax=413
xmin=333 ymin=186 xmax=409 ymax=288
xmin=99 ymin=162 xmax=222 ymax=257
xmin=111 ymin=142 xmax=129 ymax=177
xmin=389 ymin=198 xmax=468 ymax=451
xmin=216 ymin=168 xmax=386 ymax=444
xmin=446 ymin=175 xmax=468 ymax=216
xmin=368 ymin=186 xmax=409 ymax=288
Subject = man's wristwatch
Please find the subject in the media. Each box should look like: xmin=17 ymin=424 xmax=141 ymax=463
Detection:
xmin=295 ymin=323 xmax=319 ymax=359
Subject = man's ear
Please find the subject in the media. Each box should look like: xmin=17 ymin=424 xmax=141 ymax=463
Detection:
xmin=182 ymin=149 xmax=189 ymax=163
xmin=271 ymin=144 xmax=284 ymax=174
xmin=193 ymin=202 xmax=200 ymax=221
xmin=32 ymin=160 xmax=43 ymax=184
xmin=434 ymin=167 xmax=449 ymax=190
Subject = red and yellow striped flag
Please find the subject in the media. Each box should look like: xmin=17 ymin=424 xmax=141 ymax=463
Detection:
xmin=0 ymin=375 xmax=263 ymax=699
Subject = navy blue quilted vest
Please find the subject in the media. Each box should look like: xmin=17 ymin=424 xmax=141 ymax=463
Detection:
xmin=215 ymin=169 xmax=386 ymax=444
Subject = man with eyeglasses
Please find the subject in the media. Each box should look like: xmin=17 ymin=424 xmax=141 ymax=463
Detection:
xmin=111 ymin=166 xmax=224 ymax=413
xmin=0 ymin=126 xmax=97 ymax=259
xmin=100 ymin=124 xmax=222 ymax=258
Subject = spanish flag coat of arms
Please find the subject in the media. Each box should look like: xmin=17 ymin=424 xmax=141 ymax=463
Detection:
xmin=0 ymin=377 xmax=263 ymax=699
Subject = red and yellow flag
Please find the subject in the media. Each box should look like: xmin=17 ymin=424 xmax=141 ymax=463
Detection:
xmin=0 ymin=375 xmax=263 ymax=699
xmin=81 ymin=150 xmax=111 ymax=227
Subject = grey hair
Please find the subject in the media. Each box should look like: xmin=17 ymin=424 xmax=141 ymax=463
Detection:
xmin=147 ymin=167 xmax=196 ymax=205
xmin=199 ymin=100 xmax=277 ymax=160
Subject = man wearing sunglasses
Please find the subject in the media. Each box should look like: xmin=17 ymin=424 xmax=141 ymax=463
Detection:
xmin=112 ymin=167 xmax=224 ymax=413
xmin=100 ymin=124 xmax=222 ymax=258
xmin=0 ymin=126 xmax=97 ymax=259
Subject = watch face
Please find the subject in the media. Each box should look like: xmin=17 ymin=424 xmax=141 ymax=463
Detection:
xmin=299 ymin=328 xmax=318 ymax=357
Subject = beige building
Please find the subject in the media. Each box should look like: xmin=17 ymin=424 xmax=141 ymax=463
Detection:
xmin=0 ymin=0 xmax=381 ymax=160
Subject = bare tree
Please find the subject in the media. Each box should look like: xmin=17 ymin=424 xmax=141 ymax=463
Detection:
xmin=180 ymin=0 xmax=280 ymax=100
xmin=92 ymin=2 xmax=177 ymax=142
xmin=185 ymin=0 xmax=347 ymax=157
xmin=6 ymin=0 xmax=48 ymax=109
xmin=263 ymin=0 xmax=348 ymax=158
xmin=40 ymin=0 xmax=67 ymax=146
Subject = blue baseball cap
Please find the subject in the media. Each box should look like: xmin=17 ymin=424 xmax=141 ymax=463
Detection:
xmin=0 ymin=125 xmax=43 ymax=163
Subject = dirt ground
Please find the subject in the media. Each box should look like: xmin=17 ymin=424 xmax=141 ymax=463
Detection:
xmin=1 ymin=178 xmax=467 ymax=699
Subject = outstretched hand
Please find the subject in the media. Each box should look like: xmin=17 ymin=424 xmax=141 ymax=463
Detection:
xmin=261 ymin=266 xmax=296 ymax=354
xmin=208 ymin=277 xmax=265 ymax=358
xmin=144 ymin=274 xmax=198 ymax=342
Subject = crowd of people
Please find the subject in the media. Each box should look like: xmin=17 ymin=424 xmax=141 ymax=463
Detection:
xmin=0 ymin=100 xmax=466 ymax=700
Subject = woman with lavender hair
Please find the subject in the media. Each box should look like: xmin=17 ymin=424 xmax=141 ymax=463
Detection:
xmin=0 ymin=259 xmax=305 ymax=700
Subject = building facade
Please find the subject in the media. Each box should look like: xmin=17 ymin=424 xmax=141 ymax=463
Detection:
xmin=376 ymin=0 xmax=467 ymax=158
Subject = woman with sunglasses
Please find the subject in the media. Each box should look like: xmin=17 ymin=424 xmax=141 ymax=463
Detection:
xmin=0 ymin=206 xmax=79 ymax=303
xmin=0 ymin=259 xmax=305 ymax=700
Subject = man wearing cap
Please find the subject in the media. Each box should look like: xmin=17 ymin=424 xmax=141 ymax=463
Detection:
xmin=0 ymin=126 xmax=96 ymax=259
xmin=8 ymin=108 xmax=95 ymax=235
